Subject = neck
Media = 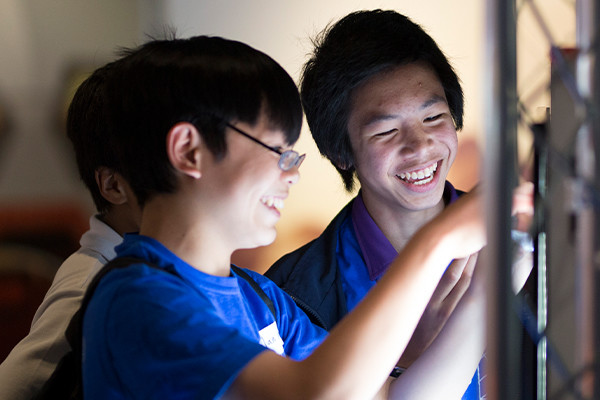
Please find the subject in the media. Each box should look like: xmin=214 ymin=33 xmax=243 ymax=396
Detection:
xmin=362 ymin=196 xmax=446 ymax=253
xmin=138 ymin=193 xmax=233 ymax=277
xmin=100 ymin=204 xmax=140 ymax=237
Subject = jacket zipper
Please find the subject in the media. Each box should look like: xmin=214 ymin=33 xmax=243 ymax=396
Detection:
xmin=290 ymin=294 xmax=329 ymax=330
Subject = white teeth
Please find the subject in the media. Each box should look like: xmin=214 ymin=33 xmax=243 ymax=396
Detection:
xmin=413 ymin=175 xmax=434 ymax=185
xmin=261 ymin=197 xmax=284 ymax=210
xmin=398 ymin=162 xmax=438 ymax=184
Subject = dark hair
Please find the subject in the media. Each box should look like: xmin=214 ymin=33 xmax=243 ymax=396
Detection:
xmin=66 ymin=62 xmax=118 ymax=213
xmin=301 ymin=9 xmax=464 ymax=192
xmin=70 ymin=35 xmax=303 ymax=208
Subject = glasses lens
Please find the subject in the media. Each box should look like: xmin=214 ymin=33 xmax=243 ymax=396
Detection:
xmin=279 ymin=151 xmax=305 ymax=171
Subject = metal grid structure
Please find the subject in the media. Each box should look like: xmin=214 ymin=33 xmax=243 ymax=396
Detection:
xmin=484 ymin=0 xmax=599 ymax=399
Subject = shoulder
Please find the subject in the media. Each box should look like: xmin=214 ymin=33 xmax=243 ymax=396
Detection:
xmin=84 ymin=262 xmax=204 ymax=348
xmin=98 ymin=261 xmax=181 ymax=294
xmin=87 ymin=262 xmax=186 ymax=316
xmin=30 ymin=247 xmax=106 ymax=329
xmin=52 ymin=250 xmax=105 ymax=289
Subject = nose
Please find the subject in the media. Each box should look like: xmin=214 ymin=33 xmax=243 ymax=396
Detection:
xmin=283 ymin=166 xmax=300 ymax=186
xmin=399 ymin=126 xmax=432 ymax=155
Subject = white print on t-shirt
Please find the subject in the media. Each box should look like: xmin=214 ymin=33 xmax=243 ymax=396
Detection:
xmin=258 ymin=322 xmax=285 ymax=356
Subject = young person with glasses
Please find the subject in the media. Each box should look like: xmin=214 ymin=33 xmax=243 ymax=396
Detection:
xmin=77 ymin=34 xmax=486 ymax=399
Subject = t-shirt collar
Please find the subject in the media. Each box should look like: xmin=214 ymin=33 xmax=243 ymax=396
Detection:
xmin=350 ymin=192 xmax=396 ymax=281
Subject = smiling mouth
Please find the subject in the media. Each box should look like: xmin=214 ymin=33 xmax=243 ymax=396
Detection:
xmin=260 ymin=196 xmax=284 ymax=211
xmin=397 ymin=162 xmax=438 ymax=185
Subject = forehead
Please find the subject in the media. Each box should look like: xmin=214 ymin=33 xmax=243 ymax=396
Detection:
xmin=349 ymin=62 xmax=447 ymax=123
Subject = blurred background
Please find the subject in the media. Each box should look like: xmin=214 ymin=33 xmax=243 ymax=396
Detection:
xmin=0 ymin=0 xmax=574 ymax=362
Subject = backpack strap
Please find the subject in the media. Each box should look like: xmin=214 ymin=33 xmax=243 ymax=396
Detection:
xmin=231 ymin=265 xmax=276 ymax=320
xmin=69 ymin=257 xmax=157 ymax=351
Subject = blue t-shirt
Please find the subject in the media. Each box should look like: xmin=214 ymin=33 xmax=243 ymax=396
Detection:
xmin=337 ymin=182 xmax=483 ymax=399
xmin=82 ymin=234 xmax=326 ymax=399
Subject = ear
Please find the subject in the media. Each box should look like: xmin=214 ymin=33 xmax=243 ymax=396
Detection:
xmin=95 ymin=167 xmax=129 ymax=205
xmin=166 ymin=122 xmax=202 ymax=179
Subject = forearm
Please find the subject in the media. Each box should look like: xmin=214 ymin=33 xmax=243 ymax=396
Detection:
xmin=230 ymin=192 xmax=485 ymax=399
xmin=388 ymin=278 xmax=485 ymax=399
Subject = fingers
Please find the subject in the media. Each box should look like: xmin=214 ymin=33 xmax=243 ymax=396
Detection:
xmin=397 ymin=253 xmax=479 ymax=368
xmin=437 ymin=255 xmax=477 ymax=313
xmin=434 ymin=258 xmax=471 ymax=302
xmin=466 ymin=253 xmax=487 ymax=297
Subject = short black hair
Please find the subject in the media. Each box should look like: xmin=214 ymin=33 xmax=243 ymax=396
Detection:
xmin=66 ymin=62 xmax=117 ymax=213
xmin=301 ymin=9 xmax=464 ymax=192
xmin=69 ymin=35 xmax=303 ymax=208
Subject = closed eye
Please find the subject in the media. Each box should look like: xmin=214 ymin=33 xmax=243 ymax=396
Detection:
xmin=424 ymin=114 xmax=444 ymax=123
xmin=374 ymin=128 xmax=397 ymax=137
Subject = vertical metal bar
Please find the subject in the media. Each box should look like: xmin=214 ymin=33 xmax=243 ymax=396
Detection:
xmin=537 ymin=231 xmax=548 ymax=400
xmin=575 ymin=0 xmax=598 ymax=398
xmin=548 ymin=48 xmax=586 ymax=400
xmin=533 ymin=119 xmax=549 ymax=400
xmin=483 ymin=0 xmax=521 ymax=399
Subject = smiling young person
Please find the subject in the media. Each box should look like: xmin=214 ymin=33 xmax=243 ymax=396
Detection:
xmin=74 ymin=34 xmax=487 ymax=399
xmin=265 ymin=9 xmax=484 ymax=399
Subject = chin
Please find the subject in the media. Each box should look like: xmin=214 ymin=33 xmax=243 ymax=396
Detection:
xmin=251 ymin=228 xmax=277 ymax=248
xmin=261 ymin=233 xmax=277 ymax=247
xmin=402 ymin=191 xmax=444 ymax=212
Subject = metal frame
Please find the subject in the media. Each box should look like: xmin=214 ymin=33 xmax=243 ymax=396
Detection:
xmin=485 ymin=0 xmax=599 ymax=399
xmin=484 ymin=1 xmax=521 ymax=399
xmin=574 ymin=0 xmax=599 ymax=397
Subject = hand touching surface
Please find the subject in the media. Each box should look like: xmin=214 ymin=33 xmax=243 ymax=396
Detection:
xmin=398 ymin=255 xmax=477 ymax=367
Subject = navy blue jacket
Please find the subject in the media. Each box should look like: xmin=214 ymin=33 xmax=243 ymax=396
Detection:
xmin=265 ymin=200 xmax=355 ymax=331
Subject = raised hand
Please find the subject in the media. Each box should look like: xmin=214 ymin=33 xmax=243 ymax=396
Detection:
xmin=398 ymin=255 xmax=477 ymax=368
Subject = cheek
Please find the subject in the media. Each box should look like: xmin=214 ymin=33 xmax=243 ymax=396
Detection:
xmin=354 ymin=144 xmax=393 ymax=179
xmin=436 ymin=129 xmax=458 ymax=160
xmin=349 ymin=131 xmax=396 ymax=178
xmin=447 ymin=132 xmax=459 ymax=163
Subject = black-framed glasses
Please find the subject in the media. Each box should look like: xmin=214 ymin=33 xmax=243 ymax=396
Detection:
xmin=226 ymin=123 xmax=306 ymax=171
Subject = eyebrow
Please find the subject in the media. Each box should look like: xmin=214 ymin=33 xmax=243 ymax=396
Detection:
xmin=361 ymin=94 xmax=448 ymax=128
xmin=420 ymin=94 xmax=447 ymax=110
